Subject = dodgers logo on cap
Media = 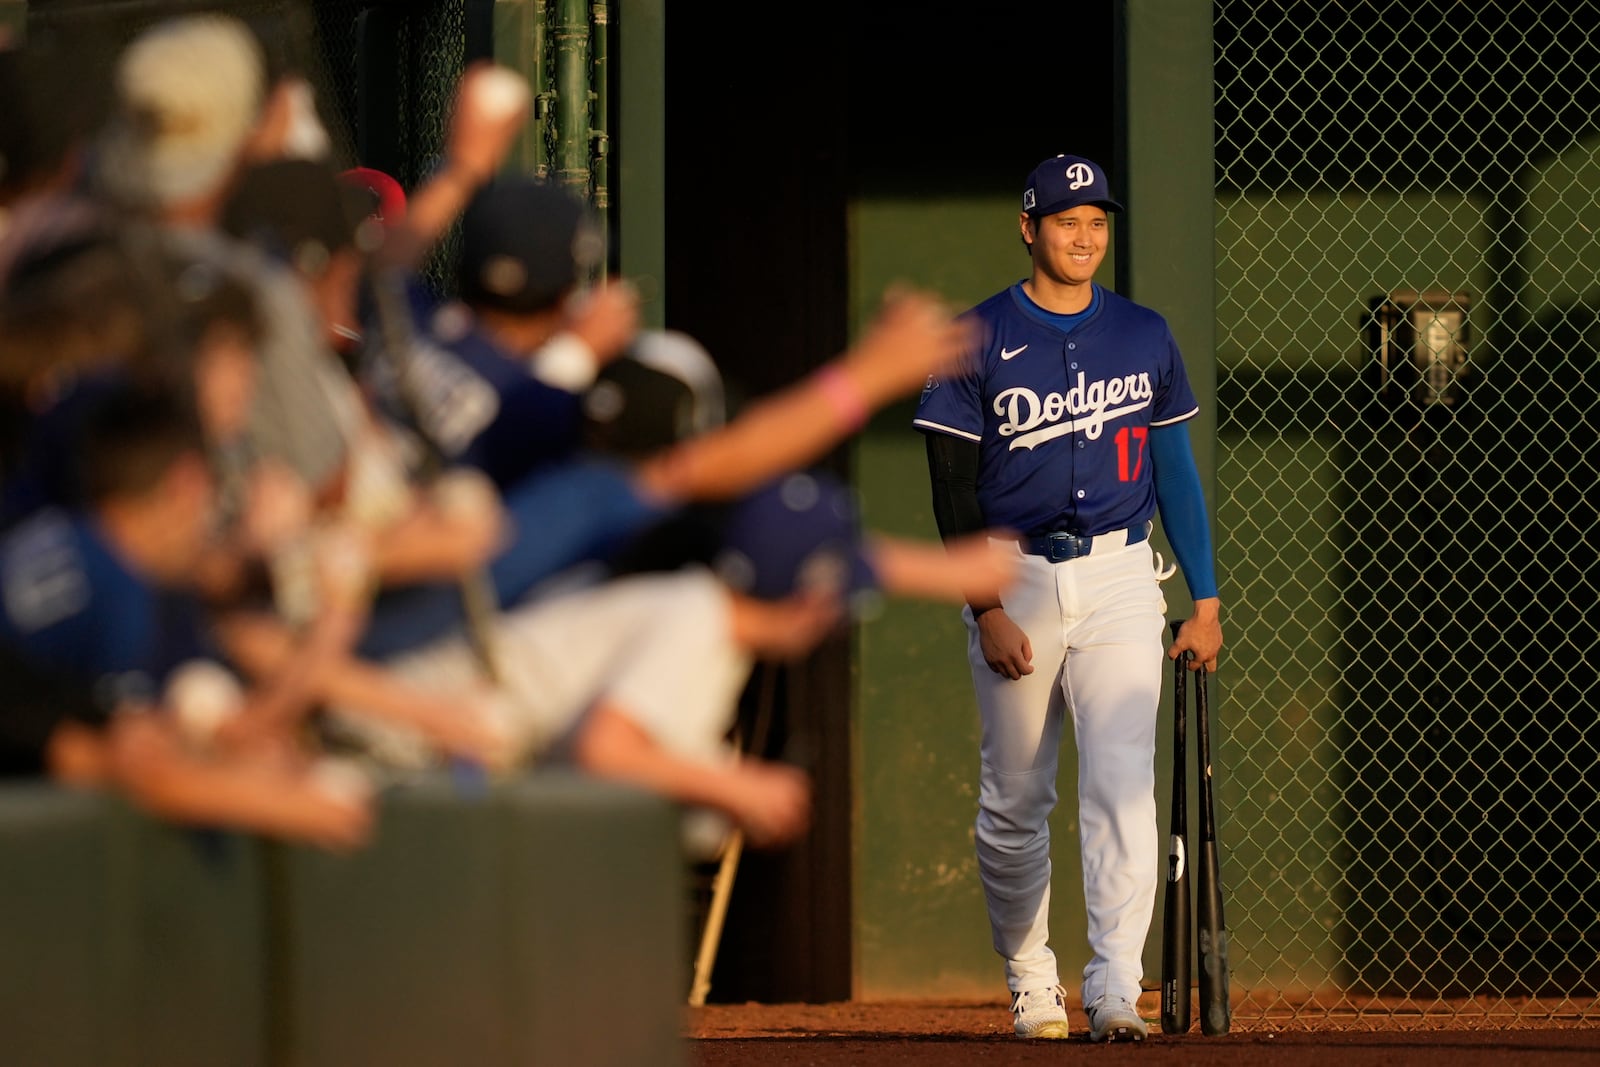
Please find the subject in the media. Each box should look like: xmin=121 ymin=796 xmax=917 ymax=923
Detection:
xmin=1022 ymin=154 xmax=1124 ymax=218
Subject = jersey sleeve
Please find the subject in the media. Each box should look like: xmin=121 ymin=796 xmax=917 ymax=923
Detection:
xmin=1150 ymin=324 xmax=1200 ymax=428
xmin=1150 ymin=422 xmax=1218 ymax=601
xmin=911 ymin=315 xmax=986 ymax=441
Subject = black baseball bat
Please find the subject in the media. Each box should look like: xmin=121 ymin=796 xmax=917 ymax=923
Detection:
xmin=1160 ymin=620 xmax=1191 ymax=1035
xmin=1193 ymin=655 xmax=1231 ymax=1035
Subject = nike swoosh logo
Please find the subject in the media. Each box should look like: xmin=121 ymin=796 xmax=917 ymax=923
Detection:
xmin=1001 ymin=345 xmax=1028 ymax=360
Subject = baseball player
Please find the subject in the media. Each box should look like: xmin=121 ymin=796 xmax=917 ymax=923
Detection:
xmin=912 ymin=154 xmax=1223 ymax=1042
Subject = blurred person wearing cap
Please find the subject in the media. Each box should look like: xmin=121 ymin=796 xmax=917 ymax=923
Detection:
xmin=85 ymin=11 xmax=360 ymax=508
xmin=390 ymin=174 xmax=987 ymax=614
xmin=912 ymin=154 xmax=1224 ymax=1042
xmin=206 ymin=158 xmax=842 ymax=844
xmin=0 ymin=218 xmax=518 ymax=775
xmin=0 ymin=383 xmax=373 ymax=851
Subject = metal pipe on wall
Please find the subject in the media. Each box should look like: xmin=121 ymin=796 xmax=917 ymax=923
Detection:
xmin=553 ymin=0 xmax=592 ymax=199
xmin=591 ymin=1 xmax=611 ymax=261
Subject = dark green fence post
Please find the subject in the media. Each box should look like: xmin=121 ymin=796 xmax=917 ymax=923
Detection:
xmin=591 ymin=1 xmax=610 ymax=259
xmin=552 ymin=0 xmax=592 ymax=199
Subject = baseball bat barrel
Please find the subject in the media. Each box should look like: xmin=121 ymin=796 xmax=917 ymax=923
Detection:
xmin=1193 ymin=660 xmax=1231 ymax=1035
xmin=1160 ymin=621 xmax=1192 ymax=1035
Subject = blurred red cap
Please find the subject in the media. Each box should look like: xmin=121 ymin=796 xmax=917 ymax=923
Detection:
xmin=339 ymin=166 xmax=407 ymax=227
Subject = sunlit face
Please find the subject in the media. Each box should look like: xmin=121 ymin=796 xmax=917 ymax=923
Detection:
xmin=1022 ymin=204 xmax=1110 ymax=287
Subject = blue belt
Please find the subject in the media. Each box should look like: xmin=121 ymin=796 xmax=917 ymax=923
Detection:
xmin=1018 ymin=524 xmax=1148 ymax=562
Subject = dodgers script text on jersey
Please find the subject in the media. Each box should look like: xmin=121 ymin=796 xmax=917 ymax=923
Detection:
xmin=913 ymin=282 xmax=1198 ymax=538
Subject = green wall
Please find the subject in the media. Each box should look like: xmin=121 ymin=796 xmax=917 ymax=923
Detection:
xmin=1216 ymin=192 xmax=1495 ymax=370
xmin=1525 ymin=132 xmax=1600 ymax=313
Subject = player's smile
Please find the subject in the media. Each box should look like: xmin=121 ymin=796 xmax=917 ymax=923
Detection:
xmin=1028 ymin=204 xmax=1109 ymax=290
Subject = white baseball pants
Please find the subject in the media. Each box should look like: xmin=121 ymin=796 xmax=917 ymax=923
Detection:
xmin=966 ymin=537 xmax=1168 ymax=1007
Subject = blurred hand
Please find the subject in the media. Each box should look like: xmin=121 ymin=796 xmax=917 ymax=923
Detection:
xmin=310 ymin=520 xmax=375 ymax=616
xmin=241 ymin=459 xmax=314 ymax=556
xmin=428 ymin=467 xmax=510 ymax=572
xmin=447 ymin=61 xmax=530 ymax=184
xmin=727 ymin=586 xmax=844 ymax=661
xmin=563 ymin=278 xmax=641 ymax=367
xmin=839 ymin=285 xmax=978 ymax=404
xmin=418 ymin=687 xmax=519 ymax=772
xmin=289 ymin=768 xmax=375 ymax=853
xmin=864 ymin=528 xmax=1019 ymax=605
xmin=105 ymin=712 xmax=375 ymax=853
xmin=723 ymin=760 xmax=812 ymax=849
xmin=943 ymin=529 xmax=1018 ymax=606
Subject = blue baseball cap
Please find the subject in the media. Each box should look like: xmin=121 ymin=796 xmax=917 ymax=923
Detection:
xmin=713 ymin=471 xmax=881 ymax=609
xmin=459 ymin=177 xmax=606 ymax=313
xmin=1022 ymin=154 xmax=1123 ymax=218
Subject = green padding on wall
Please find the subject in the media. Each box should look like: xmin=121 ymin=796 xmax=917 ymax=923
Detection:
xmin=502 ymin=774 xmax=686 ymax=1067
xmin=0 ymin=773 xmax=686 ymax=1067
xmin=275 ymin=770 xmax=685 ymax=1067
xmin=275 ymin=775 xmax=521 ymax=1067
xmin=0 ymin=787 xmax=124 ymax=1067
xmin=125 ymin=820 xmax=269 ymax=1067
xmin=0 ymin=787 xmax=267 ymax=1067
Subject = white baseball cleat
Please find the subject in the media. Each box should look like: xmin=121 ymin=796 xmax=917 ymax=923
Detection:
xmin=1086 ymin=994 xmax=1149 ymax=1042
xmin=1010 ymin=984 xmax=1070 ymax=1039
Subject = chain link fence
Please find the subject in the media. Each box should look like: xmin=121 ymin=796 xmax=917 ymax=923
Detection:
xmin=306 ymin=0 xmax=607 ymax=291
xmin=1214 ymin=0 xmax=1599 ymax=1028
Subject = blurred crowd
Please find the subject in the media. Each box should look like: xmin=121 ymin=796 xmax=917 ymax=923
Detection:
xmin=0 ymin=11 xmax=1014 ymax=855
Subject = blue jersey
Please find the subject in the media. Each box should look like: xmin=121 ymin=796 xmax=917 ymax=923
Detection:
xmin=0 ymin=507 xmax=215 ymax=702
xmin=0 ymin=371 xmax=127 ymax=532
xmin=361 ymin=286 xmax=584 ymax=491
xmin=912 ymin=283 xmax=1198 ymax=537
xmin=355 ymin=455 xmax=669 ymax=660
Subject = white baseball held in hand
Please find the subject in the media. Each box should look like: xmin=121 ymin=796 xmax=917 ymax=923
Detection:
xmin=469 ymin=66 xmax=531 ymax=121
xmin=166 ymin=659 xmax=246 ymax=747
xmin=310 ymin=758 xmax=375 ymax=806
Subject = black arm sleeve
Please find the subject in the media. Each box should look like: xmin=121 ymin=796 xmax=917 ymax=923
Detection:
xmin=924 ymin=432 xmax=986 ymax=543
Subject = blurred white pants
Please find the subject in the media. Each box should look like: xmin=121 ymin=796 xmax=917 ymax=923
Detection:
xmin=334 ymin=567 xmax=752 ymax=770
